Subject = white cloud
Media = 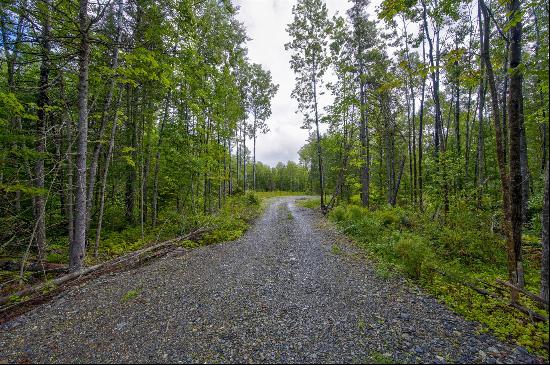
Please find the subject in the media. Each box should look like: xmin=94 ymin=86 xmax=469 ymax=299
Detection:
xmin=234 ymin=0 xmax=379 ymax=167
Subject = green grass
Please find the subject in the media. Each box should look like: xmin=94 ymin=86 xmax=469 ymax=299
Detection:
xmin=122 ymin=289 xmax=140 ymax=302
xmin=303 ymin=202 xmax=549 ymax=357
xmin=296 ymin=196 xmax=321 ymax=209
xmin=254 ymin=190 xmax=307 ymax=199
xmin=331 ymin=243 xmax=343 ymax=255
xmin=367 ymin=352 xmax=394 ymax=364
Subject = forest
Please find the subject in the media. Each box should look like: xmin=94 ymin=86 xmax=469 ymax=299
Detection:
xmin=0 ymin=0 xmax=312 ymax=273
xmin=287 ymin=0 xmax=549 ymax=354
xmin=0 ymin=0 xmax=548 ymax=359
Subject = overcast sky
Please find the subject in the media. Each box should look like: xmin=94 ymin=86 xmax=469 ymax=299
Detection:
xmin=234 ymin=0 xmax=379 ymax=167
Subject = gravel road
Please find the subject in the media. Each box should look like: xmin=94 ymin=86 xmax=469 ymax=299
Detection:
xmin=0 ymin=197 xmax=544 ymax=363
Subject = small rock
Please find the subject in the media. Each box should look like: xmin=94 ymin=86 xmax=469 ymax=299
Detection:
xmin=478 ymin=350 xmax=487 ymax=361
xmin=400 ymin=313 xmax=411 ymax=320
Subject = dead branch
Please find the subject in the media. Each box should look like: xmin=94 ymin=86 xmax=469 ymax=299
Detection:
xmin=496 ymin=278 xmax=549 ymax=309
xmin=432 ymin=269 xmax=548 ymax=322
xmin=0 ymin=227 xmax=210 ymax=309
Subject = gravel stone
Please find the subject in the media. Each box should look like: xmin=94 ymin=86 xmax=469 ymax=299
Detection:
xmin=0 ymin=197 xmax=545 ymax=363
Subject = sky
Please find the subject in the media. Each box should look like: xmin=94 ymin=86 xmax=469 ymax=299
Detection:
xmin=234 ymin=0 xmax=379 ymax=167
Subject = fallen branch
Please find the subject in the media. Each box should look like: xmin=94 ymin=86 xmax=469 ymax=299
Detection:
xmin=495 ymin=278 xmax=549 ymax=309
xmin=0 ymin=227 xmax=210 ymax=309
xmin=432 ymin=269 xmax=548 ymax=322
xmin=1 ymin=260 xmax=67 ymax=273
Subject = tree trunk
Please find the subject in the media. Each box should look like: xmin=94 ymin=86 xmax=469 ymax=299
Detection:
xmin=34 ymin=0 xmax=51 ymax=262
xmin=152 ymin=92 xmax=170 ymax=227
xmin=125 ymin=88 xmax=137 ymax=224
xmin=59 ymin=72 xmax=74 ymax=244
xmin=541 ymin=161 xmax=549 ymax=303
xmin=506 ymin=0 xmax=525 ymax=289
xmin=86 ymin=0 xmax=124 ymax=233
xmin=421 ymin=0 xmax=443 ymax=156
xmin=70 ymin=0 xmax=90 ymax=272
xmin=95 ymin=94 xmax=122 ymax=257
xmin=243 ymin=124 xmax=247 ymax=192
xmin=253 ymin=117 xmax=257 ymax=190
xmin=359 ymin=63 xmax=369 ymax=208
xmin=476 ymin=4 xmax=487 ymax=208
xmin=418 ymin=38 xmax=426 ymax=210
xmin=519 ymin=99 xmax=529 ymax=223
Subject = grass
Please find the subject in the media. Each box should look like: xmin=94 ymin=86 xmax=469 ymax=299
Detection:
xmin=1 ymin=192 xmax=265 ymax=297
xmin=299 ymin=197 xmax=549 ymax=357
xmin=254 ymin=190 xmax=307 ymax=199
xmin=331 ymin=243 xmax=343 ymax=255
xmin=122 ymin=289 xmax=140 ymax=302
xmin=296 ymin=196 xmax=321 ymax=209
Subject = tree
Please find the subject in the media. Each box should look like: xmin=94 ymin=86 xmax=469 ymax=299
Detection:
xmin=285 ymin=0 xmax=332 ymax=209
xmin=247 ymin=64 xmax=278 ymax=190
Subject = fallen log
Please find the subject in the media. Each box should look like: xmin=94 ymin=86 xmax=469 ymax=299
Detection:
xmin=495 ymin=278 xmax=549 ymax=309
xmin=1 ymin=260 xmax=67 ymax=273
xmin=0 ymin=227 xmax=209 ymax=308
xmin=432 ymin=269 xmax=548 ymax=322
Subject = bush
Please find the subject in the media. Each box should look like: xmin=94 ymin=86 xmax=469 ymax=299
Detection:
xmin=374 ymin=208 xmax=400 ymax=227
xmin=329 ymin=205 xmax=347 ymax=223
xmin=245 ymin=191 xmax=260 ymax=205
xmin=347 ymin=205 xmax=364 ymax=221
xmin=394 ymin=233 xmax=434 ymax=280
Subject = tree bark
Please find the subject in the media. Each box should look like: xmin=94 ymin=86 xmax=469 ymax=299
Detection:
xmin=418 ymin=37 xmax=426 ymax=210
xmin=312 ymin=52 xmax=325 ymax=209
xmin=70 ymin=0 xmax=90 ymax=272
xmin=86 ymin=0 xmax=124 ymax=233
xmin=34 ymin=0 xmax=51 ymax=262
xmin=506 ymin=0 xmax=525 ymax=289
xmin=541 ymin=161 xmax=549 ymax=303
xmin=95 ymin=94 xmax=122 ymax=257
xmin=152 ymin=92 xmax=170 ymax=227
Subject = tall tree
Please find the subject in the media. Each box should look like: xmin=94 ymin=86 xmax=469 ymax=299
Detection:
xmin=286 ymin=0 xmax=332 ymax=209
xmin=247 ymin=64 xmax=278 ymax=190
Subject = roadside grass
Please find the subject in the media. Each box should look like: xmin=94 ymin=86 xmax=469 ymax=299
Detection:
xmin=1 ymin=192 xmax=264 ymax=296
xmin=300 ymin=199 xmax=549 ymax=357
xmin=121 ymin=289 xmax=141 ymax=302
xmin=296 ymin=196 xmax=322 ymax=209
xmin=255 ymin=191 xmax=307 ymax=199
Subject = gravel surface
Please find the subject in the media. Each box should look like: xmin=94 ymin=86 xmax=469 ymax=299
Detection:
xmin=0 ymin=197 xmax=545 ymax=363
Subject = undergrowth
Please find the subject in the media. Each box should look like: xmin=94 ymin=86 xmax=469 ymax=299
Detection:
xmin=300 ymin=197 xmax=549 ymax=357
xmin=1 ymin=192 xmax=263 ymax=295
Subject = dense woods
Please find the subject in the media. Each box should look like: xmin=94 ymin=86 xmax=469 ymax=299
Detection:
xmin=0 ymin=0 xmax=293 ymax=276
xmin=287 ymin=0 xmax=548 ymax=354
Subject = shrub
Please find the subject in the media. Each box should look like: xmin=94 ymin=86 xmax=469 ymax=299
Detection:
xmin=245 ymin=191 xmax=260 ymax=205
xmin=375 ymin=208 xmax=400 ymax=227
xmin=347 ymin=205 xmax=364 ymax=221
xmin=394 ymin=233 xmax=434 ymax=280
xmin=329 ymin=206 xmax=347 ymax=223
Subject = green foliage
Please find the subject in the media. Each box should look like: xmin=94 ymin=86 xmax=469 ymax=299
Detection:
xmin=394 ymin=233 xmax=434 ymax=280
xmin=296 ymin=197 xmax=322 ymax=209
xmin=325 ymin=203 xmax=548 ymax=356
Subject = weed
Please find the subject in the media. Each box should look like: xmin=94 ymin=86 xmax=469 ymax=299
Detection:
xmin=122 ymin=289 xmax=140 ymax=302
xmin=368 ymin=352 xmax=393 ymax=364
